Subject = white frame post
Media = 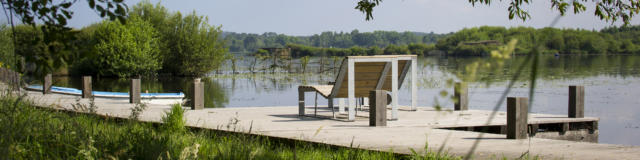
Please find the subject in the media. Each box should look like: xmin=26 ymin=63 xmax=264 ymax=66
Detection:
xmin=391 ymin=58 xmax=399 ymax=120
xmin=339 ymin=98 xmax=345 ymax=114
xmin=411 ymin=56 xmax=418 ymax=111
xmin=348 ymin=58 xmax=356 ymax=121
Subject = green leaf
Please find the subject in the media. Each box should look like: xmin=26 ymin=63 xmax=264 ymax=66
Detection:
xmin=89 ymin=0 xmax=95 ymax=8
xmin=439 ymin=90 xmax=448 ymax=97
xmin=60 ymin=2 xmax=72 ymax=8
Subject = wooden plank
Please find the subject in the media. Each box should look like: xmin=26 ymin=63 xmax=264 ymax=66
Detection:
xmin=341 ymin=73 xmax=383 ymax=80
xmin=354 ymin=81 xmax=379 ymax=86
xmin=354 ymin=67 xmax=386 ymax=73
xmin=355 ymin=62 xmax=387 ymax=66
xmin=337 ymin=88 xmax=382 ymax=98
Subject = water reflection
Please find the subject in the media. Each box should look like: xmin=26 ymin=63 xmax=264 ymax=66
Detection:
xmin=435 ymin=55 xmax=640 ymax=83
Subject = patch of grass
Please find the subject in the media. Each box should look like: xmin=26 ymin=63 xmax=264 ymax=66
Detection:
xmin=0 ymin=93 xmax=459 ymax=159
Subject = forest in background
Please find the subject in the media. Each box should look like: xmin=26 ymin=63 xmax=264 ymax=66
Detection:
xmin=222 ymin=30 xmax=448 ymax=53
xmin=435 ymin=26 xmax=640 ymax=56
xmin=226 ymin=25 xmax=640 ymax=57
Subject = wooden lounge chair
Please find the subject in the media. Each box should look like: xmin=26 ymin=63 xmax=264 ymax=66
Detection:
xmin=298 ymin=55 xmax=418 ymax=121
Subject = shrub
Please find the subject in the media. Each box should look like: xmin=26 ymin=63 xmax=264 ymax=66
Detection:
xmin=90 ymin=17 xmax=161 ymax=77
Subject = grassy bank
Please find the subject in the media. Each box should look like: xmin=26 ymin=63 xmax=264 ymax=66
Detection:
xmin=0 ymin=93 xmax=458 ymax=159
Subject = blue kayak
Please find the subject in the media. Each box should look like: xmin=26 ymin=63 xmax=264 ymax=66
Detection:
xmin=26 ymin=85 xmax=184 ymax=99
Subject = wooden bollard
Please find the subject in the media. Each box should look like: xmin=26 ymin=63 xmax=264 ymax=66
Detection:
xmin=192 ymin=78 xmax=204 ymax=110
xmin=507 ymin=97 xmax=528 ymax=139
xmin=0 ymin=68 xmax=6 ymax=83
xmin=10 ymin=70 xmax=18 ymax=90
xmin=298 ymin=87 xmax=305 ymax=116
xmin=369 ymin=90 xmax=387 ymax=126
xmin=129 ymin=78 xmax=141 ymax=103
xmin=569 ymin=86 xmax=584 ymax=118
xmin=82 ymin=76 xmax=92 ymax=98
xmin=43 ymin=73 xmax=52 ymax=94
xmin=14 ymin=71 xmax=21 ymax=90
xmin=454 ymin=82 xmax=468 ymax=111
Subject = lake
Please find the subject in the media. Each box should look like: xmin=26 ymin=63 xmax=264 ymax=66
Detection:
xmin=48 ymin=54 xmax=640 ymax=146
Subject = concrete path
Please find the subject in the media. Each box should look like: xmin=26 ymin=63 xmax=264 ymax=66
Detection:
xmin=15 ymin=90 xmax=640 ymax=159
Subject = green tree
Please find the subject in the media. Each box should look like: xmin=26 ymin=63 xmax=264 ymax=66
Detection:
xmin=130 ymin=1 xmax=228 ymax=76
xmin=162 ymin=12 xmax=228 ymax=76
xmin=90 ymin=17 xmax=160 ymax=77
xmin=11 ymin=25 xmax=73 ymax=77
xmin=1 ymin=0 xmax=128 ymax=74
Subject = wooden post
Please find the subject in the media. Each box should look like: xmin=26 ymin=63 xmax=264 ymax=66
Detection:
xmin=192 ymin=78 xmax=204 ymax=110
xmin=569 ymin=85 xmax=584 ymax=118
xmin=560 ymin=123 xmax=569 ymax=135
xmin=0 ymin=68 xmax=6 ymax=84
xmin=1 ymin=69 xmax=5 ymax=82
xmin=298 ymin=87 xmax=305 ymax=116
xmin=454 ymin=82 xmax=468 ymax=111
xmin=43 ymin=73 xmax=52 ymax=94
xmin=81 ymin=76 xmax=92 ymax=98
xmin=14 ymin=71 xmax=20 ymax=90
xmin=369 ymin=90 xmax=387 ymax=126
xmin=507 ymin=97 xmax=528 ymax=139
xmin=589 ymin=121 xmax=598 ymax=134
xmin=329 ymin=98 xmax=335 ymax=118
xmin=129 ymin=78 xmax=140 ymax=103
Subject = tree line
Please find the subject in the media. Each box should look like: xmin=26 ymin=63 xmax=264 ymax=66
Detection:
xmin=224 ymin=30 xmax=448 ymax=53
xmin=248 ymin=25 xmax=640 ymax=57
xmin=282 ymin=43 xmax=436 ymax=57
xmin=0 ymin=1 xmax=227 ymax=78
xmin=435 ymin=26 xmax=640 ymax=56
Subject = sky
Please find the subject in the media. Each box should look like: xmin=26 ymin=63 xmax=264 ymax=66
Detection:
xmin=3 ymin=0 xmax=640 ymax=36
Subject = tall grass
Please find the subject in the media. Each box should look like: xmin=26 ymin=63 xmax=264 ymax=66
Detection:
xmin=0 ymin=93 xmax=458 ymax=159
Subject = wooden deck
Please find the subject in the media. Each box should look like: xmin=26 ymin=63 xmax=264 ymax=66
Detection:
xmin=14 ymin=88 xmax=640 ymax=160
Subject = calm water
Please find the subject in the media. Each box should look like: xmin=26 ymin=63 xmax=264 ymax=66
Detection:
xmin=49 ymin=55 xmax=640 ymax=146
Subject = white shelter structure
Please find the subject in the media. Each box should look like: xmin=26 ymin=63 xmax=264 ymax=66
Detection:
xmin=298 ymin=55 xmax=418 ymax=121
